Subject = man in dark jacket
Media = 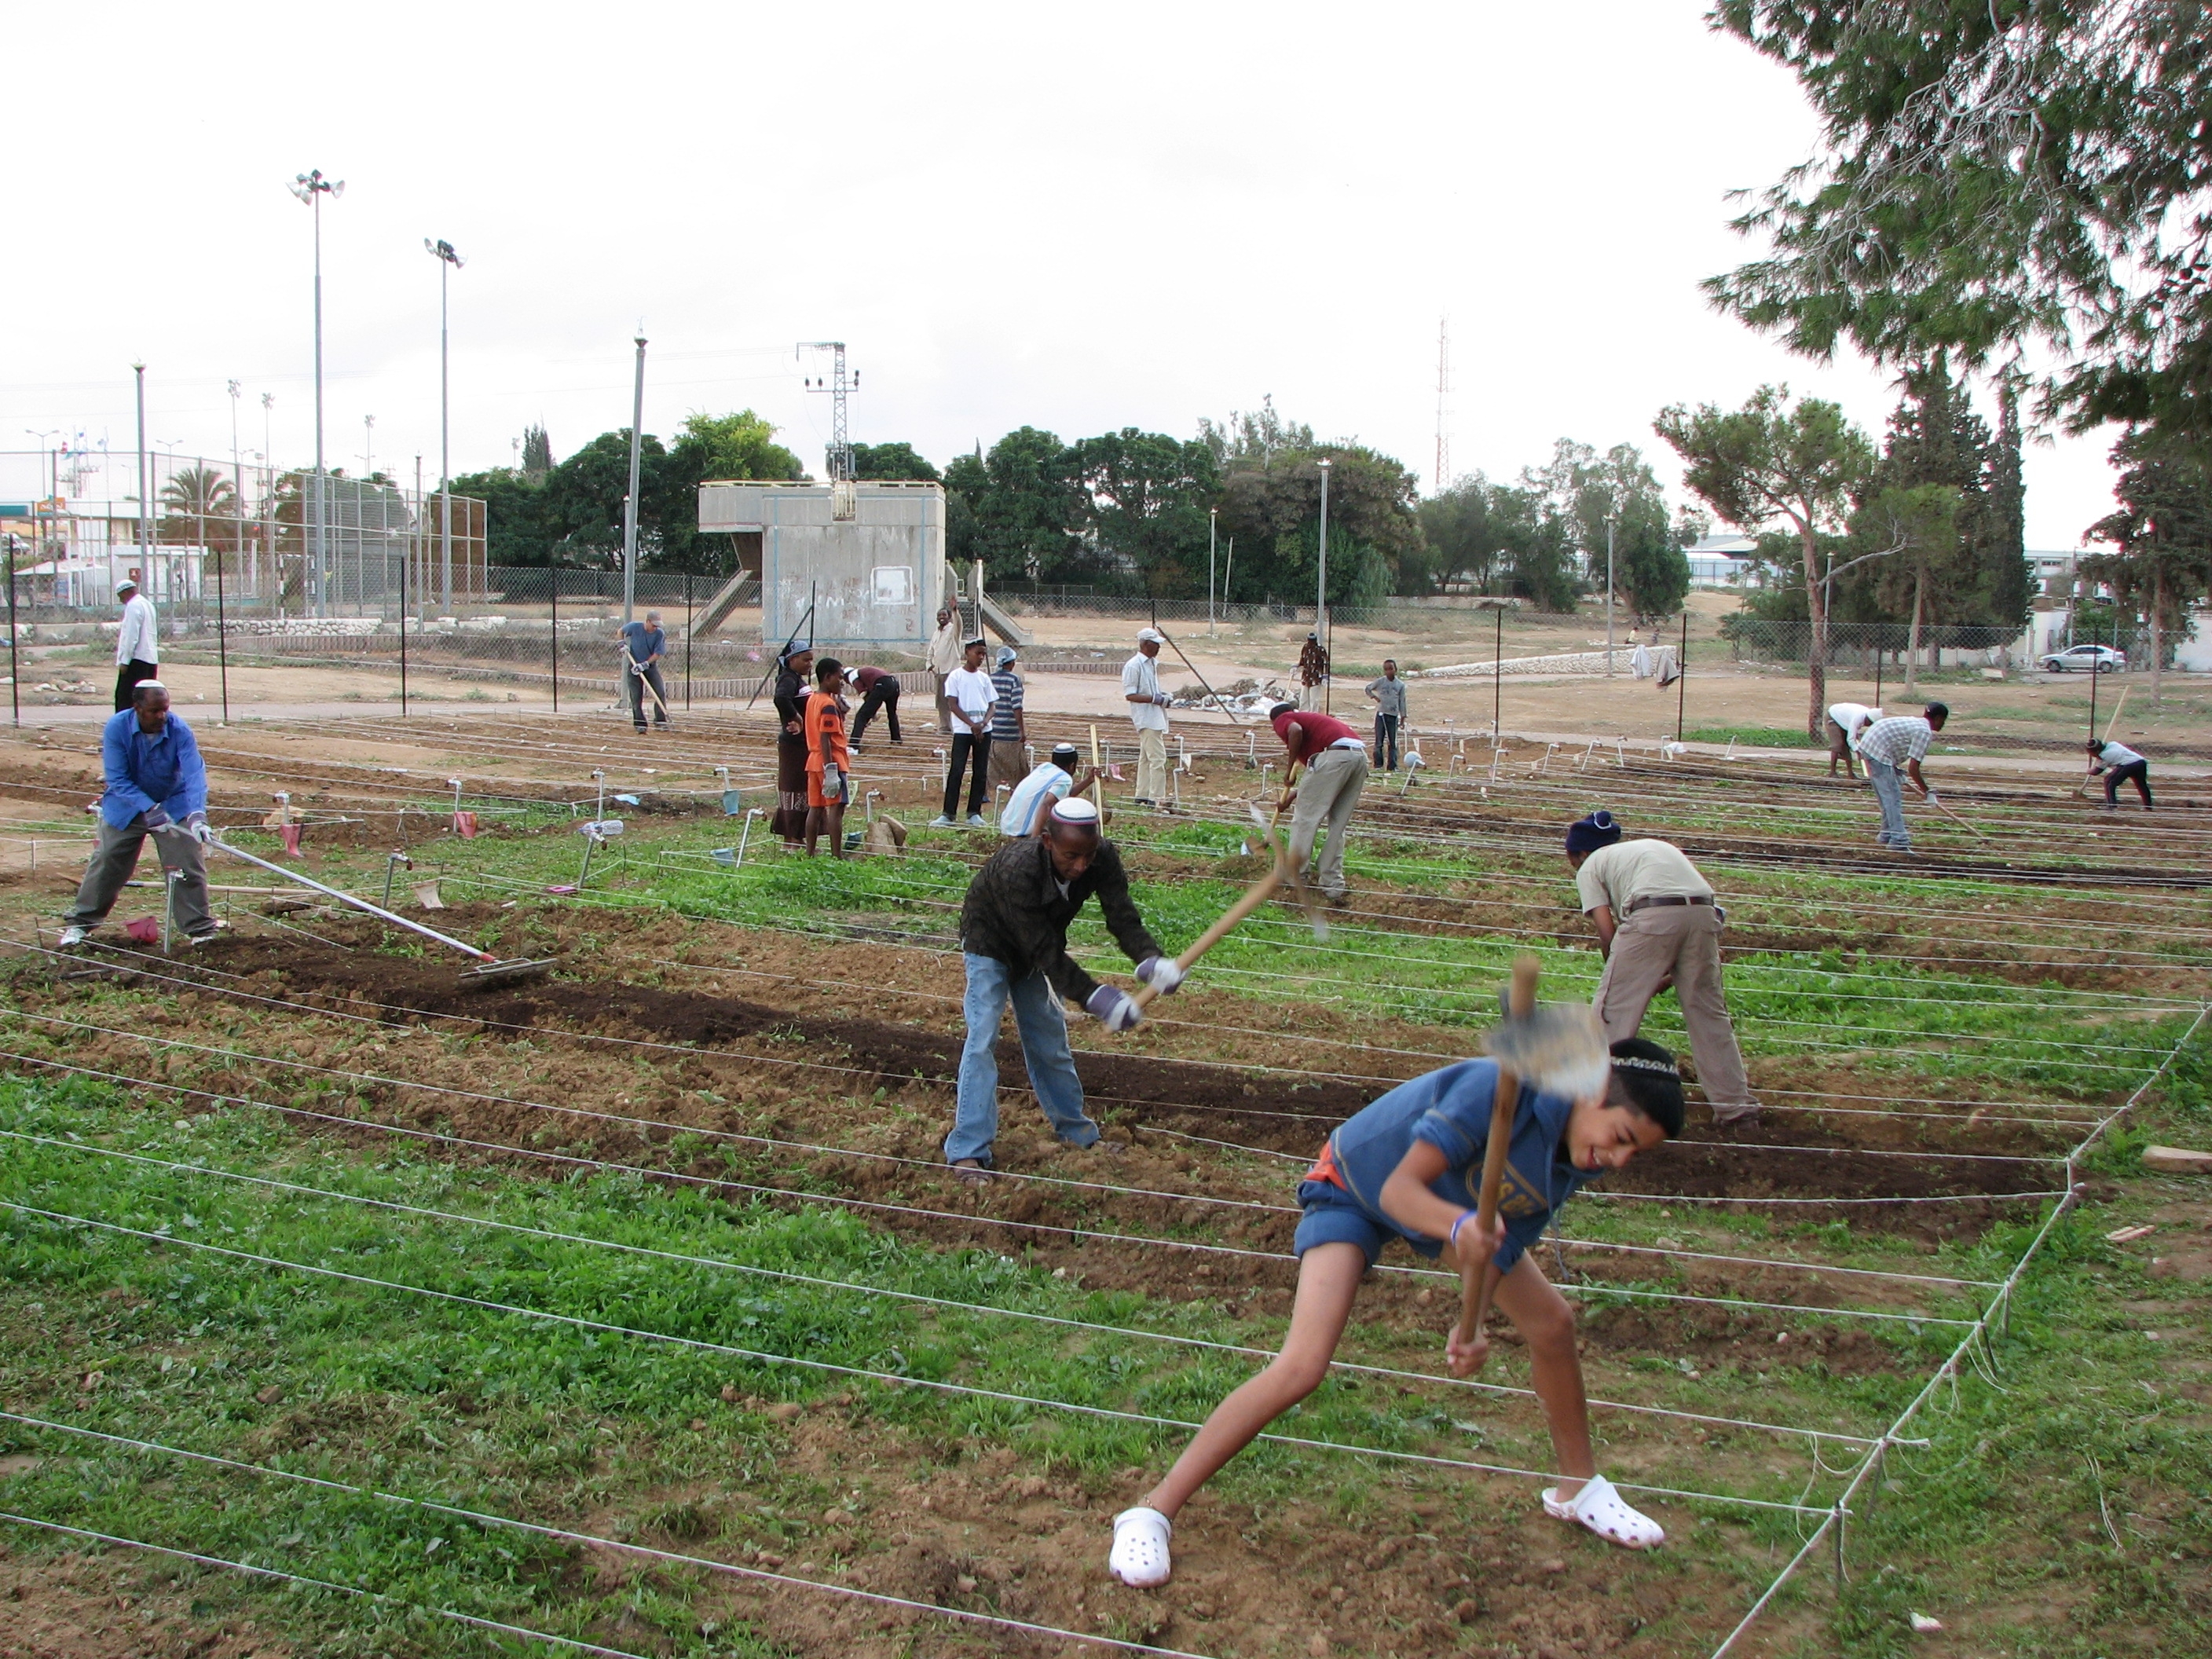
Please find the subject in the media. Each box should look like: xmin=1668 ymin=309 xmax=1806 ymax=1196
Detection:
xmin=946 ymin=794 xmax=1181 ymax=1177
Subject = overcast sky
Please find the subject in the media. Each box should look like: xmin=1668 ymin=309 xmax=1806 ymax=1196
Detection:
xmin=5 ymin=0 xmax=2116 ymax=551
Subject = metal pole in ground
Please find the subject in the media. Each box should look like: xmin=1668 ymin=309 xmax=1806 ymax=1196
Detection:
xmin=621 ymin=334 xmax=646 ymax=625
xmin=1316 ymin=458 xmax=1331 ymax=713
xmin=1605 ymin=515 xmax=1617 ymax=676
xmin=2086 ymin=616 xmax=2099 ymax=741
xmin=549 ymin=571 xmax=559 ymax=713
xmin=5 ymin=533 xmax=18 ymax=727
xmin=1675 ymin=609 xmax=1689 ymax=743
xmin=1492 ymin=602 xmax=1502 ymax=740
xmin=684 ymin=566 xmax=693 ymax=710
xmin=426 ymin=240 xmax=463 ymax=618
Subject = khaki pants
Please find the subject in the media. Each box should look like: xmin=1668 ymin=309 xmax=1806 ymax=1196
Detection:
xmin=1133 ymin=726 xmax=1169 ymax=801
xmin=1592 ymin=903 xmax=1756 ymax=1119
xmin=1287 ymin=745 xmax=1368 ymax=896
xmin=66 ymin=813 xmax=214 ymax=937
xmin=987 ymin=737 xmax=1028 ymax=797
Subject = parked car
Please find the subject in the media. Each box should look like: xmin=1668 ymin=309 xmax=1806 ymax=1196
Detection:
xmin=2041 ymin=643 xmax=2126 ymax=674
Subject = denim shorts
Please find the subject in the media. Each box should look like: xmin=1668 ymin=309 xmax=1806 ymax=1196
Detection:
xmin=1292 ymin=1180 xmax=1440 ymax=1267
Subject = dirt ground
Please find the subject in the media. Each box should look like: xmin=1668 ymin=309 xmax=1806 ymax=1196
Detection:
xmin=0 ymin=1545 xmax=284 ymax=1659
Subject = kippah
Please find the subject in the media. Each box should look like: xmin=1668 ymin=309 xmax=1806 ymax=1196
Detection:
xmin=132 ymin=679 xmax=167 ymax=695
xmin=1611 ymin=1053 xmax=1679 ymax=1077
xmin=1049 ymin=797 xmax=1101 ymax=826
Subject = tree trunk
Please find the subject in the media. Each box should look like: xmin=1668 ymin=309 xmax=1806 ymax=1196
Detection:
xmin=2151 ymin=566 xmax=2165 ymax=702
xmin=1904 ymin=565 xmax=1926 ymax=697
xmin=1802 ymin=522 xmax=1828 ymax=739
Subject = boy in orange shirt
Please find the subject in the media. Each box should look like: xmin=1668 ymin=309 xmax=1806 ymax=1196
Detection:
xmin=804 ymin=657 xmax=852 ymax=858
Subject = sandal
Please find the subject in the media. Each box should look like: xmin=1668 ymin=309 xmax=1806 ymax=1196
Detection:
xmin=1542 ymin=1473 xmax=1664 ymax=1550
xmin=1108 ymin=1506 xmax=1172 ymax=1587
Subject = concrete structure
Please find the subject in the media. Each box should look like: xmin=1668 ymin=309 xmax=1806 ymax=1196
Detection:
xmin=1685 ymin=533 xmax=1760 ymax=587
xmin=695 ymin=480 xmax=945 ymax=650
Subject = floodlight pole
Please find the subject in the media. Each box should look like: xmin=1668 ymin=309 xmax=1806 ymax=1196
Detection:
xmin=1316 ymin=458 xmax=1331 ymax=713
xmin=288 ymin=170 xmax=342 ymax=617
xmin=1208 ymin=507 xmax=1218 ymax=637
xmin=132 ymin=364 xmax=149 ymax=595
xmin=426 ymin=239 xmax=463 ymax=616
xmin=621 ymin=334 xmax=647 ymax=624
xmin=1606 ymin=515 xmax=1617 ymax=676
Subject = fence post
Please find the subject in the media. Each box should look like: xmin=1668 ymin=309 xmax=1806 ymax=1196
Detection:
xmin=1675 ymin=609 xmax=1689 ymax=743
xmin=550 ymin=570 xmax=559 ymax=714
xmin=398 ymin=522 xmax=408 ymax=718
xmin=685 ymin=568 xmax=693 ymax=710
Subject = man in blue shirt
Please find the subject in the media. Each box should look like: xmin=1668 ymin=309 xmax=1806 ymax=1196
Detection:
xmin=617 ymin=610 xmax=669 ymax=732
xmin=60 ymin=681 xmax=218 ymax=947
xmin=1108 ymin=1037 xmax=1686 ymax=1588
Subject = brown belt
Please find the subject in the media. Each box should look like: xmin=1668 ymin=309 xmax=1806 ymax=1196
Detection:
xmin=1624 ymin=895 xmax=1714 ymax=915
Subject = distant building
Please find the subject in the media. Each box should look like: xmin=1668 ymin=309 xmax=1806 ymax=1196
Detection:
xmin=1684 ymin=533 xmax=1760 ymax=587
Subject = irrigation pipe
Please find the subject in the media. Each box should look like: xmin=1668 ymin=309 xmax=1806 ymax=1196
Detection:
xmin=0 ymin=1199 xmax=1827 ymax=1517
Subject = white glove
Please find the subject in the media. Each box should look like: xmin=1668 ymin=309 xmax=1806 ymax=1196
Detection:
xmin=1152 ymin=692 xmax=1171 ymax=706
xmin=1135 ymin=955 xmax=1185 ymax=995
xmin=185 ymin=811 xmax=212 ymax=844
xmin=1085 ymin=985 xmax=1144 ymax=1031
xmin=822 ymin=763 xmax=843 ymax=797
xmin=142 ymin=806 xmax=172 ymax=831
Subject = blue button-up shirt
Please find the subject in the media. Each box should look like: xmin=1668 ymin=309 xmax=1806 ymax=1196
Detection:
xmin=99 ymin=708 xmax=208 ymax=829
xmin=1318 ymin=1058 xmax=1602 ymax=1273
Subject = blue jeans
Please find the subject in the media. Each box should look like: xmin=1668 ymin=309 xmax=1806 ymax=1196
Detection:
xmin=946 ymin=954 xmax=1098 ymax=1163
xmin=1866 ymin=758 xmax=1910 ymax=848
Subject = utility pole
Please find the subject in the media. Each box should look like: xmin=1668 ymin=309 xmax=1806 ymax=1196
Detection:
xmin=261 ymin=393 xmax=275 ymax=608
xmin=132 ymin=364 xmax=149 ymax=602
xmin=798 ymin=341 xmax=855 ymax=481
xmin=1434 ymin=316 xmax=1450 ymax=496
xmin=621 ymin=333 xmax=647 ymax=624
xmin=425 ymin=239 xmax=463 ymax=614
xmin=1606 ymin=514 xmax=1617 ymax=676
xmin=1207 ymin=507 xmax=1218 ymax=636
xmin=287 ymin=169 xmax=343 ymax=617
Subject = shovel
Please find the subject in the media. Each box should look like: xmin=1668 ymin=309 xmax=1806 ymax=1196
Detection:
xmin=207 ymin=833 xmax=555 ymax=989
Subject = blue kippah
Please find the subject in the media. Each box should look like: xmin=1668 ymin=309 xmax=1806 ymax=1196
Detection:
xmin=1565 ymin=810 xmax=1623 ymax=855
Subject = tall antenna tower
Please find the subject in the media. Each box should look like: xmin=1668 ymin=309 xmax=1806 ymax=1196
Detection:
xmin=798 ymin=341 xmax=856 ymax=482
xmin=1433 ymin=316 xmax=1451 ymax=496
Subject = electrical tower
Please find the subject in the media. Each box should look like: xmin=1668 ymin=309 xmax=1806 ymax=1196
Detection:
xmin=1434 ymin=316 xmax=1451 ymax=496
xmin=798 ymin=341 xmax=856 ymax=482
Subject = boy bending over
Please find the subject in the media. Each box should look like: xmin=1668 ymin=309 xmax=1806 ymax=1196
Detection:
xmin=1108 ymin=1038 xmax=1684 ymax=1586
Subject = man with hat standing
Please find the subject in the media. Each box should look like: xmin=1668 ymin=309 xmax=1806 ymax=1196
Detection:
xmin=1122 ymin=628 xmax=1172 ymax=807
xmin=1563 ymin=811 xmax=1758 ymax=1127
xmin=112 ymin=577 xmax=160 ymax=712
xmin=946 ymin=795 xmax=1179 ymax=1177
xmin=1001 ymin=742 xmax=1101 ymax=838
xmin=60 ymin=680 xmax=218 ymax=949
xmin=987 ymin=645 xmax=1029 ymax=798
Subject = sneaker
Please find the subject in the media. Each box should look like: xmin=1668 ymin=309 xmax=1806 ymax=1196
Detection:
xmin=177 ymin=930 xmax=222 ymax=950
xmin=950 ymin=1158 xmax=992 ymax=1186
xmin=1132 ymin=797 xmax=1156 ymax=807
xmin=57 ymin=925 xmax=88 ymax=948
xmin=966 ymin=814 xmax=987 ymax=828
xmin=929 ymin=815 xmax=954 ymax=829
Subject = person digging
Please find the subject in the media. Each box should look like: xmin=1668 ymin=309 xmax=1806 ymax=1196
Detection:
xmin=1108 ymin=1033 xmax=1686 ymax=1588
xmin=1270 ymin=701 xmax=1371 ymax=903
xmin=944 ymin=795 xmax=1180 ymax=1181
xmin=1855 ymin=701 xmax=1949 ymax=854
xmin=59 ymin=679 xmax=220 ymax=949
xmin=2085 ymin=737 xmax=2153 ymax=811
xmin=1564 ymin=810 xmax=1760 ymax=1128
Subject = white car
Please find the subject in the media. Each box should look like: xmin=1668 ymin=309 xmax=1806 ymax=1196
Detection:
xmin=2041 ymin=643 xmax=2126 ymax=674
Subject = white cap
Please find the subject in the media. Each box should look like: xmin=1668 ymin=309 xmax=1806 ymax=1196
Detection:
xmin=1136 ymin=628 xmax=1164 ymax=645
xmin=1048 ymin=796 xmax=1101 ymax=827
xmin=132 ymin=679 xmax=167 ymax=697
xmin=115 ymin=579 xmax=137 ymax=594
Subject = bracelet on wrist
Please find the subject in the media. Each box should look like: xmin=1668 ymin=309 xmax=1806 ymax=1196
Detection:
xmin=1448 ymin=1210 xmax=1474 ymax=1247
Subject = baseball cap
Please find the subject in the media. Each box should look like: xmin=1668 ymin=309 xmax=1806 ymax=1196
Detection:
xmin=997 ymin=646 xmax=1019 ymax=667
xmin=115 ymin=578 xmax=137 ymax=594
xmin=1136 ymin=628 xmax=1164 ymax=645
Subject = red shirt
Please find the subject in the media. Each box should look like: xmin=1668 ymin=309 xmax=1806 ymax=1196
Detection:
xmin=1273 ymin=709 xmax=1361 ymax=767
xmin=804 ymin=691 xmax=850 ymax=773
xmin=851 ymin=665 xmax=892 ymax=692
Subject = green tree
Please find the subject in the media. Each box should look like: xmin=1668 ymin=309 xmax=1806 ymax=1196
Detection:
xmin=520 ymin=425 xmax=552 ymax=482
xmin=1706 ymin=2 xmax=2212 ymax=445
xmin=1414 ymin=474 xmax=1578 ymax=609
xmin=1214 ymin=442 xmax=1423 ymax=607
xmin=2082 ymin=430 xmax=2212 ymax=701
xmin=448 ymin=466 xmax=554 ymax=567
xmin=1983 ymin=383 xmax=2031 ymax=627
xmin=1522 ymin=439 xmax=1690 ymax=621
xmin=157 ymin=466 xmax=242 ymax=555
xmin=850 ymin=441 xmax=939 ymax=482
xmin=1656 ymin=385 xmax=1873 ymax=736
xmin=1849 ymin=483 xmax=1964 ymax=695
xmin=661 ymin=411 xmax=804 ymax=572
xmin=539 ymin=430 xmax=669 ymax=569
xmin=945 ymin=428 xmax=1088 ymax=584
xmin=1074 ymin=429 xmax=1220 ymax=597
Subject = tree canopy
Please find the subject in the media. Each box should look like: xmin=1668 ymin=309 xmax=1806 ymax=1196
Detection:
xmin=1706 ymin=1 xmax=2212 ymax=445
xmin=2082 ymin=430 xmax=2212 ymax=698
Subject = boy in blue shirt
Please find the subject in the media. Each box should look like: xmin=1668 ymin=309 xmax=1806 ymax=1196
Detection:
xmin=1108 ymin=1037 xmax=1686 ymax=1586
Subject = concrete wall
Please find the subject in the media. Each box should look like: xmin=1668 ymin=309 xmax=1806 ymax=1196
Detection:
xmin=696 ymin=482 xmax=946 ymax=651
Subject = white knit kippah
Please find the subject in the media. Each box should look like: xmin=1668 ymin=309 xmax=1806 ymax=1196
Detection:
xmin=1611 ymin=1053 xmax=1679 ymax=1077
xmin=1049 ymin=797 xmax=1101 ymax=826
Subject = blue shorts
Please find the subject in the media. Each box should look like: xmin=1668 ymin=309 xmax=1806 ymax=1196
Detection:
xmin=1292 ymin=1180 xmax=1441 ymax=1268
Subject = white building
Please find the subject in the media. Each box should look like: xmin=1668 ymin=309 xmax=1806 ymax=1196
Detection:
xmin=1684 ymin=533 xmax=1760 ymax=587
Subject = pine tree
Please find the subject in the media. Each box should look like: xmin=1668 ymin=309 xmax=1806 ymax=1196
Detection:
xmin=521 ymin=425 xmax=553 ymax=483
xmin=1981 ymin=385 xmax=2031 ymax=629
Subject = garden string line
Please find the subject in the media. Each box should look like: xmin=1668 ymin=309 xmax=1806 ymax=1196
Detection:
xmin=0 ymin=1123 xmax=1893 ymax=1448
xmin=0 ymin=1511 xmax=660 ymax=1659
xmin=0 ymin=1198 xmax=1828 ymax=1518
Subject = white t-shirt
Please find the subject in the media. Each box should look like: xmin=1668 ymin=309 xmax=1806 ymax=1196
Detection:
xmin=1001 ymin=762 xmax=1075 ymax=836
xmin=1826 ymin=702 xmax=1881 ymax=746
xmin=1122 ymin=651 xmax=1169 ymax=732
xmin=2094 ymin=740 xmax=2146 ymax=767
xmin=943 ymin=665 xmax=998 ymax=731
xmin=115 ymin=594 xmax=159 ymax=665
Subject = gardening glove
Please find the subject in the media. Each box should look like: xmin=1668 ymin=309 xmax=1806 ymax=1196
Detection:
xmin=141 ymin=806 xmax=172 ymax=832
xmin=1085 ymin=985 xmax=1144 ymax=1032
xmin=1135 ymin=955 xmax=1185 ymax=995
xmin=185 ymin=811 xmax=212 ymax=844
xmin=1152 ymin=692 xmax=1171 ymax=706
xmin=822 ymin=763 xmax=844 ymax=797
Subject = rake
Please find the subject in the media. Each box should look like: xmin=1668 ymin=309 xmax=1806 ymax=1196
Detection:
xmin=208 ymin=834 xmax=556 ymax=989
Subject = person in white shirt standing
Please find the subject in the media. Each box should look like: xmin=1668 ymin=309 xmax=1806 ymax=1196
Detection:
xmin=1824 ymin=701 xmax=1882 ymax=778
xmin=927 ymin=603 xmax=964 ymax=733
xmin=934 ymin=639 xmax=998 ymax=828
xmin=1122 ymin=628 xmax=1172 ymax=806
xmin=1855 ymin=701 xmax=1949 ymax=853
xmin=2086 ymin=738 xmax=2152 ymax=810
xmin=112 ymin=578 xmax=160 ymax=712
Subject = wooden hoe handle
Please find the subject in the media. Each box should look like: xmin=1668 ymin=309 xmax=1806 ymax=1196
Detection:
xmin=1455 ymin=956 xmax=1543 ymax=1354
xmin=1129 ymin=835 xmax=1291 ymax=1010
